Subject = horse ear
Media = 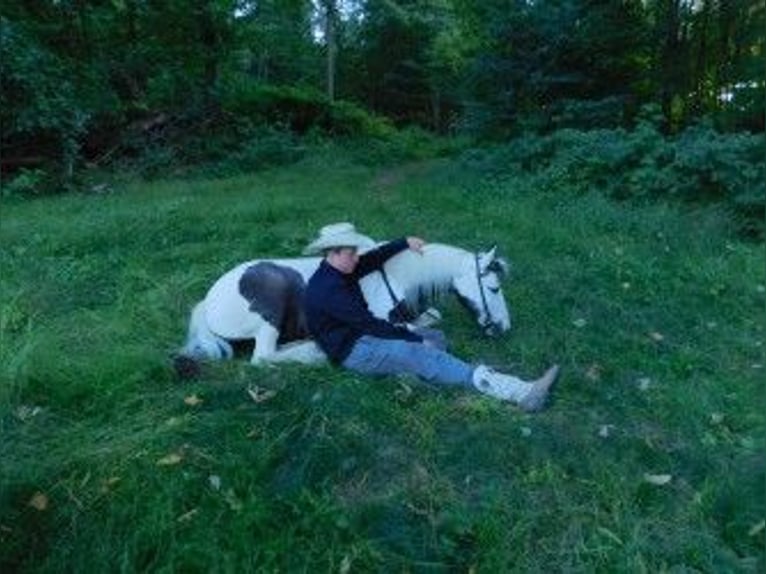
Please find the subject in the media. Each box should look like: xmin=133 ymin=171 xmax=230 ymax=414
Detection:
xmin=479 ymin=245 xmax=498 ymax=270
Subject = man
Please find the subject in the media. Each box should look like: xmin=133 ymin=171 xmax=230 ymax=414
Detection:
xmin=303 ymin=222 xmax=559 ymax=412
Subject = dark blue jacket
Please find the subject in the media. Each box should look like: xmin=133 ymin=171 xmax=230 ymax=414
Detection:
xmin=305 ymin=238 xmax=423 ymax=364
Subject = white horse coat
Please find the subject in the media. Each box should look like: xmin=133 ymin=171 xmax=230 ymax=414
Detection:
xmin=179 ymin=243 xmax=511 ymax=366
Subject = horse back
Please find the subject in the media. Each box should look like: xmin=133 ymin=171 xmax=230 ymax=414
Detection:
xmin=204 ymin=258 xmax=320 ymax=340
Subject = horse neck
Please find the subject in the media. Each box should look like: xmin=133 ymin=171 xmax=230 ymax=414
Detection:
xmin=384 ymin=243 xmax=471 ymax=302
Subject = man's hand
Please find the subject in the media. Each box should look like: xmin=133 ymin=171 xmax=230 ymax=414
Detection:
xmin=407 ymin=236 xmax=426 ymax=254
xmin=422 ymin=337 xmax=438 ymax=349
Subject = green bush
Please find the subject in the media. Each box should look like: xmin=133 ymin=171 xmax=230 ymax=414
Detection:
xmin=457 ymin=118 xmax=765 ymax=236
xmin=206 ymin=126 xmax=306 ymax=175
xmin=221 ymin=82 xmax=395 ymax=139
xmin=1 ymin=19 xmax=120 ymax=184
xmin=325 ymin=101 xmax=395 ymax=138
xmin=1 ymin=168 xmax=50 ymax=197
xmin=337 ymin=126 xmax=465 ymax=167
xmin=222 ymin=83 xmax=326 ymax=133
xmin=103 ymin=107 xmax=305 ymax=179
xmin=547 ymin=97 xmax=629 ymax=130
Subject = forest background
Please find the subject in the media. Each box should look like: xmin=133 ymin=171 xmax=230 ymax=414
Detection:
xmin=1 ymin=0 xmax=764 ymax=234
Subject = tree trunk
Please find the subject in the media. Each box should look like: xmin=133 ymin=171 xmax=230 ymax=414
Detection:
xmin=693 ymin=0 xmax=710 ymax=115
xmin=323 ymin=0 xmax=337 ymax=102
xmin=659 ymin=0 xmax=682 ymax=131
xmin=431 ymin=88 xmax=442 ymax=132
xmin=198 ymin=1 xmax=221 ymax=105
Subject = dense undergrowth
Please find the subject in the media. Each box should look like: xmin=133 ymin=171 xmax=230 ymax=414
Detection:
xmin=458 ymin=112 xmax=765 ymax=238
xmin=5 ymin=94 xmax=763 ymax=239
xmin=1 ymin=146 xmax=764 ymax=571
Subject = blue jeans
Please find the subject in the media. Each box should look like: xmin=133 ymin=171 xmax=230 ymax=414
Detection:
xmin=342 ymin=331 xmax=473 ymax=387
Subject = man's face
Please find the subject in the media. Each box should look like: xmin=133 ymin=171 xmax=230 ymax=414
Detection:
xmin=327 ymin=247 xmax=359 ymax=274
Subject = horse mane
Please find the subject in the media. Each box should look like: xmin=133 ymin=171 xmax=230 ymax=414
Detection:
xmin=382 ymin=243 xmax=471 ymax=312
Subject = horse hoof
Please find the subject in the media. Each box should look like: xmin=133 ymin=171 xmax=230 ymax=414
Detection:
xmin=173 ymin=354 xmax=202 ymax=380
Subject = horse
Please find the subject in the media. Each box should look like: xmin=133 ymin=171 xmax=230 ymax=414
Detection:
xmin=176 ymin=242 xmax=511 ymax=370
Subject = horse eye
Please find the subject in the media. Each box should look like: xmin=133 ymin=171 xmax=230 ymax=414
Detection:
xmin=488 ymin=286 xmax=500 ymax=294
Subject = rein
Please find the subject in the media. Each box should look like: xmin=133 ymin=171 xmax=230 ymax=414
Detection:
xmin=379 ymin=250 xmax=495 ymax=329
xmin=379 ymin=267 xmax=416 ymax=323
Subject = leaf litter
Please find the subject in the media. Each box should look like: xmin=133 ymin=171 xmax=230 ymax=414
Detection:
xmin=28 ymin=492 xmax=49 ymax=511
xmin=247 ymin=385 xmax=277 ymax=403
xmin=643 ymin=473 xmax=673 ymax=486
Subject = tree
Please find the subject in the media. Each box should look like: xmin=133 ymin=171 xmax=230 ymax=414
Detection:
xmin=342 ymin=0 xmax=446 ymax=125
xmin=234 ymin=0 xmax=317 ymax=86
xmin=318 ymin=0 xmax=339 ymax=101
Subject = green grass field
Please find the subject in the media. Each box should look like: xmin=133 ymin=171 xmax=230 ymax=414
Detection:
xmin=1 ymin=150 xmax=764 ymax=572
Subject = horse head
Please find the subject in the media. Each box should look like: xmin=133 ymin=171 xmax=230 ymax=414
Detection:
xmin=452 ymin=245 xmax=511 ymax=336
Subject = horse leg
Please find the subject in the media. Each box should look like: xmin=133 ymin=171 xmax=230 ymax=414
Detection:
xmin=182 ymin=300 xmax=233 ymax=360
xmin=411 ymin=307 xmax=442 ymax=328
xmin=251 ymin=324 xmax=327 ymax=365
xmin=269 ymin=340 xmax=328 ymax=364
xmin=251 ymin=324 xmax=279 ymax=365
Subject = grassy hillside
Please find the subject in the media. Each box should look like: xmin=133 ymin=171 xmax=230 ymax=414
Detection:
xmin=1 ymin=151 xmax=764 ymax=572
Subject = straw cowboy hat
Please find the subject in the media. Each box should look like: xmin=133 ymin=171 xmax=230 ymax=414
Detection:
xmin=303 ymin=222 xmax=376 ymax=255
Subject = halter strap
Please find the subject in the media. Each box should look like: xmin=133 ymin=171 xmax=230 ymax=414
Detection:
xmin=474 ymin=253 xmax=492 ymax=328
xmin=380 ymin=267 xmax=399 ymax=307
xmin=380 ymin=267 xmax=415 ymax=323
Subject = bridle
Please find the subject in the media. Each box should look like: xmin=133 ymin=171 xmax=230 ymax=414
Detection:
xmin=378 ymin=253 xmax=500 ymax=332
xmin=379 ymin=267 xmax=416 ymax=324
xmin=474 ymin=253 xmax=494 ymax=331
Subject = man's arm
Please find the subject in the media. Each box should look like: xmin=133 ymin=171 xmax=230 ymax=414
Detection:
xmin=324 ymin=289 xmax=423 ymax=343
xmin=354 ymin=236 xmax=426 ymax=278
xmin=353 ymin=238 xmax=409 ymax=278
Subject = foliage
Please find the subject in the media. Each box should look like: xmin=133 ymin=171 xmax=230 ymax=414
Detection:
xmin=336 ymin=125 xmax=464 ymax=166
xmin=458 ymin=0 xmax=764 ymax=133
xmin=0 ymin=169 xmax=50 ymax=197
xmin=448 ymin=0 xmax=651 ymax=135
xmin=221 ymin=82 xmax=395 ymax=137
xmin=648 ymin=0 xmax=765 ymax=132
xmin=546 ymin=96 xmax=633 ymax=130
xmin=203 ymin=125 xmax=308 ymax=176
xmin=1 ymin=0 xmax=762 ymax=240
xmin=230 ymin=0 xmax=318 ymax=87
xmin=341 ymin=0 xmax=448 ymax=126
xmin=1 ymin=153 xmax=764 ymax=571
xmin=0 ymin=17 xmax=110 ymax=183
xmin=326 ymin=100 xmax=397 ymax=138
xmin=104 ymin=116 xmax=305 ymax=180
xmin=101 ymin=84 xmax=410 ymax=179
xmin=2 ymin=0 xmax=763 ymax=189
xmin=223 ymin=84 xmax=329 ymax=133
xmin=457 ymin=114 xmax=766 ymax=236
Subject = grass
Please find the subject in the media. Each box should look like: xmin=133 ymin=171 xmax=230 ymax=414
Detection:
xmin=1 ymin=149 xmax=764 ymax=572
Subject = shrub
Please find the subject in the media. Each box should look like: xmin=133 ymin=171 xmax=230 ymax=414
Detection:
xmin=1 ymin=168 xmax=50 ymax=197
xmin=222 ymin=84 xmax=326 ymax=133
xmin=207 ymin=126 xmax=306 ymax=175
xmin=547 ymin=97 xmax=629 ymax=130
xmin=337 ymin=126 xmax=463 ymax=167
xmin=457 ymin=119 xmax=765 ymax=236
xmin=221 ymin=82 xmax=395 ymax=139
xmin=324 ymin=101 xmax=395 ymax=138
xmin=1 ymin=19 xmax=119 ymax=185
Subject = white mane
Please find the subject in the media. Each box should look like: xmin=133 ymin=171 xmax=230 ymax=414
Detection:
xmin=383 ymin=243 xmax=471 ymax=310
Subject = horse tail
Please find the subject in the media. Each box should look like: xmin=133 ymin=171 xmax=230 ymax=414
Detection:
xmin=174 ymin=300 xmax=233 ymax=379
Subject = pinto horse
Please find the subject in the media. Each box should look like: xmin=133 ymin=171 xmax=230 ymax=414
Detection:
xmin=177 ymin=243 xmax=511 ymax=368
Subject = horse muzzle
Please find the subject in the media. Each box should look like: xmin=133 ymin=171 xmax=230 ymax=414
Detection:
xmin=483 ymin=318 xmax=511 ymax=337
xmin=483 ymin=323 xmax=502 ymax=337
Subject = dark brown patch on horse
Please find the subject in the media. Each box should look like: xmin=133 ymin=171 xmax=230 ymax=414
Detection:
xmin=238 ymin=262 xmax=310 ymax=343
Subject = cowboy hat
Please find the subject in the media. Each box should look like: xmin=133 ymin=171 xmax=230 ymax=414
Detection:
xmin=303 ymin=222 xmax=376 ymax=255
